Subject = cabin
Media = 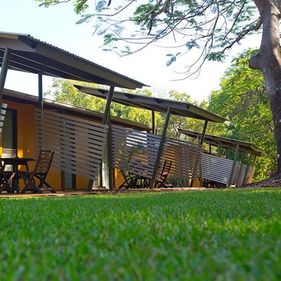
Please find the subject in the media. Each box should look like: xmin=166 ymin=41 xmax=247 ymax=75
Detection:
xmin=179 ymin=129 xmax=262 ymax=187
xmin=1 ymin=88 xmax=151 ymax=190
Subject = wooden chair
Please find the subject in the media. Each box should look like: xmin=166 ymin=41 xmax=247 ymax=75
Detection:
xmin=20 ymin=150 xmax=56 ymax=193
xmin=154 ymin=160 xmax=173 ymax=188
xmin=0 ymin=160 xmax=14 ymax=193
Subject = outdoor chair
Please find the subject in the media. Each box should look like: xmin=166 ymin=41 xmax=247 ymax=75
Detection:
xmin=20 ymin=149 xmax=56 ymax=193
xmin=119 ymin=170 xmax=146 ymax=189
xmin=0 ymin=160 xmax=14 ymax=193
xmin=154 ymin=160 xmax=173 ymax=188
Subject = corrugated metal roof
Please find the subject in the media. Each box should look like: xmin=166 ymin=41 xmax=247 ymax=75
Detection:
xmin=2 ymin=88 xmax=151 ymax=131
xmin=0 ymin=31 xmax=147 ymax=89
xmin=179 ymin=129 xmax=262 ymax=156
xmin=75 ymin=85 xmax=226 ymax=123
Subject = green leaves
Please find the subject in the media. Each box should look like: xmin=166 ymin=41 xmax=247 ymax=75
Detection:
xmin=208 ymin=49 xmax=275 ymax=179
xmin=35 ymin=0 xmax=259 ymax=74
xmin=166 ymin=52 xmax=181 ymax=66
xmin=206 ymin=52 xmax=226 ymax=62
xmin=103 ymin=33 xmax=118 ymax=45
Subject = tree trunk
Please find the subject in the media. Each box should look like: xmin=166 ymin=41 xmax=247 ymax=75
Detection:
xmin=250 ymin=0 xmax=281 ymax=173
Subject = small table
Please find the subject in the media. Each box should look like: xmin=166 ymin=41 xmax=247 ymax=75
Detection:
xmin=1 ymin=157 xmax=34 ymax=193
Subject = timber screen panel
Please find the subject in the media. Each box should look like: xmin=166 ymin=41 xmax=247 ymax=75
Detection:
xmin=201 ymin=153 xmax=234 ymax=185
xmin=111 ymin=125 xmax=202 ymax=181
xmin=0 ymin=103 xmax=7 ymax=135
xmin=37 ymin=109 xmax=108 ymax=180
xmin=162 ymin=139 xmax=202 ymax=180
xmin=111 ymin=125 xmax=160 ymax=178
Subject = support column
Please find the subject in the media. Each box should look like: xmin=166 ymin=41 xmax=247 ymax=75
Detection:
xmin=151 ymin=110 xmax=155 ymax=134
xmin=200 ymin=120 xmax=208 ymax=145
xmin=0 ymin=48 xmax=11 ymax=102
xmin=197 ymin=120 xmax=208 ymax=187
xmin=102 ymin=86 xmax=115 ymax=189
xmin=243 ymin=153 xmax=252 ymax=185
xmin=236 ymin=150 xmax=246 ymax=187
xmin=150 ymin=107 xmax=171 ymax=188
xmin=103 ymin=86 xmax=115 ymax=125
xmin=38 ymin=73 xmax=44 ymax=150
xmin=228 ymin=144 xmax=240 ymax=187
xmin=218 ymin=145 xmax=221 ymax=157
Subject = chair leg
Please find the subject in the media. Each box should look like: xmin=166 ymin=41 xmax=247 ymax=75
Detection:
xmin=1 ymin=173 xmax=16 ymax=193
xmin=41 ymin=179 xmax=56 ymax=193
xmin=21 ymin=177 xmax=40 ymax=193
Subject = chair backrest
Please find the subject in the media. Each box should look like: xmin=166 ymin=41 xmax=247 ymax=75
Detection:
xmin=160 ymin=160 xmax=173 ymax=178
xmin=34 ymin=150 xmax=54 ymax=174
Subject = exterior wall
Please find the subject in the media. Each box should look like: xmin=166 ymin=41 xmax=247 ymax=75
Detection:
xmin=1 ymin=100 xmax=63 ymax=190
xmin=1 ymin=99 xmax=108 ymax=191
xmin=1 ymin=97 xmax=149 ymax=191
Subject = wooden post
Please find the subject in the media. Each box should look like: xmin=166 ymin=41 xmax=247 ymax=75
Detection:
xmin=236 ymin=150 xmax=246 ymax=187
xmin=243 ymin=153 xmax=252 ymax=185
xmin=102 ymin=86 xmax=115 ymax=189
xmin=0 ymin=48 xmax=11 ymax=102
xmin=200 ymin=120 xmax=208 ymax=145
xmin=103 ymin=86 xmax=115 ymax=125
xmin=38 ymin=73 xmax=43 ymax=149
xmin=228 ymin=144 xmax=240 ymax=187
xmin=151 ymin=110 xmax=155 ymax=134
xmin=197 ymin=120 xmax=208 ymax=187
xmin=150 ymin=107 xmax=171 ymax=188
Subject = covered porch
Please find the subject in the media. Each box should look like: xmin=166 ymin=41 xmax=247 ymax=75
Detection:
xmin=179 ymin=129 xmax=262 ymax=187
xmin=76 ymin=86 xmax=225 ymax=189
xmin=0 ymin=32 xmax=146 ymax=192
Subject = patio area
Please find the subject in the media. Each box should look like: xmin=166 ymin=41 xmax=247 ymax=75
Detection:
xmin=0 ymin=32 xmax=260 ymax=193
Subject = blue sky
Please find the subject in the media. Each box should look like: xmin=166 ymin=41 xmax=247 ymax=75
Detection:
xmin=1 ymin=0 xmax=261 ymax=101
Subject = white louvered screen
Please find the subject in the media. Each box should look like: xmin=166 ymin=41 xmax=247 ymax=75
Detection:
xmin=111 ymin=125 xmax=160 ymax=178
xmin=111 ymin=125 xmax=202 ymax=181
xmin=201 ymin=153 xmax=234 ymax=185
xmin=0 ymin=103 xmax=7 ymax=135
xmin=37 ymin=109 xmax=108 ymax=180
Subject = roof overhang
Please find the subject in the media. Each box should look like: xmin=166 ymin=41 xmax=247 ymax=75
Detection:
xmin=179 ymin=129 xmax=262 ymax=156
xmin=0 ymin=32 xmax=147 ymax=89
xmin=75 ymin=85 xmax=226 ymax=123
xmin=2 ymin=88 xmax=151 ymax=131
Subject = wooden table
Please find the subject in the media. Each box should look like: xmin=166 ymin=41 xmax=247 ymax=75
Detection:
xmin=1 ymin=157 xmax=34 ymax=193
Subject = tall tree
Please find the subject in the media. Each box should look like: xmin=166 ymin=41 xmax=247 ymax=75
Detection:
xmin=36 ymin=0 xmax=281 ymax=174
xmin=208 ymin=50 xmax=275 ymax=179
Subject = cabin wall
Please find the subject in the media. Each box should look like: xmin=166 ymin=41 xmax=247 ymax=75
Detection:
xmin=1 ymin=99 xmax=92 ymax=191
xmin=1 ymin=100 xmax=62 ymax=190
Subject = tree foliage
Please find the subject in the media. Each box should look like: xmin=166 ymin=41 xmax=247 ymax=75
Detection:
xmin=208 ymin=50 xmax=275 ymax=179
xmin=48 ymin=78 xmax=208 ymax=137
xmin=35 ymin=0 xmax=259 ymax=77
xmin=48 ymin=49 xmax=275 ymax=180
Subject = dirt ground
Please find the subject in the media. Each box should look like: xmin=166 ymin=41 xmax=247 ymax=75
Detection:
xmin=247 ymin=174 xmax=281 ymax=188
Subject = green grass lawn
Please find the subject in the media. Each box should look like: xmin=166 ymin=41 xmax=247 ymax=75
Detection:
xmin=1 ymin=189 xmax=281 ymax=280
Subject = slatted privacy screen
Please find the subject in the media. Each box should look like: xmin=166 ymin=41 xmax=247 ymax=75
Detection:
xmin=111 ymin=125 xmax=160 ymax=178
xmin=245 ymin=166 xmax=255 ymax=185
xmin=162 ymin=138 xmax=202 ymax=180
xmin=111 ymin=125 xmax=202 ymax=181
xmin=36 ymin=109 xmax=108 ymax=179
xmin=232 ymin=162 xmax=248 ymax=186
xmin=201 ymin=153 xmax=234 ymax=185
xmin=239 ymin=164 xmax=248 ymax=186
xmin=201 ymin=154 xmax=251 ymax=186
xmin=0 ymin=103 xmax=7 ymax=135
